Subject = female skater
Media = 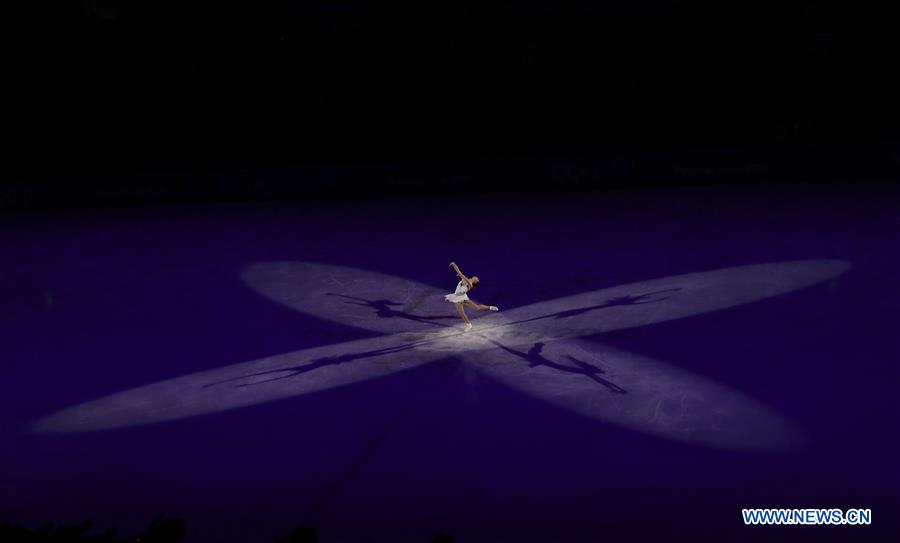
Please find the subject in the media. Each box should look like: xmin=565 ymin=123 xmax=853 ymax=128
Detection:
xmin=445 ymin=261 xmax=499 ymax=331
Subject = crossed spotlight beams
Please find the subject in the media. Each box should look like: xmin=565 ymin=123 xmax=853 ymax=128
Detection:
xmin=32 ymin=260 xmax=851 ymax=452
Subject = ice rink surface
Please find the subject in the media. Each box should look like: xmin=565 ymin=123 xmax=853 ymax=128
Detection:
xmin=2 ymin=184 xmax=898 ymax=541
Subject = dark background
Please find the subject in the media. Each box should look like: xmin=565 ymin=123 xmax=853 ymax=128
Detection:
xmin=4 ymin=1 xmax=900 ymax=207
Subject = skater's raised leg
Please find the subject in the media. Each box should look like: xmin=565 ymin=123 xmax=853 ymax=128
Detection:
xmin=464 ymin=300 xmax=499 ymax=312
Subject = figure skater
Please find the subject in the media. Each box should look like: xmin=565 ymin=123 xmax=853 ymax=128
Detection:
xmin=445 ymin=261 xmax=499 ymax=331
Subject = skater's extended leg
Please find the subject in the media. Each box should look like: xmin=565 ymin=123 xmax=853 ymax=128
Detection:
xmin=464 ymin=300 xmax=499 ymax=312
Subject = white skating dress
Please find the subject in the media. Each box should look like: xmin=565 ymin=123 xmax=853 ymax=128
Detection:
xmin=444 ymin=280 xmax=470 ymax=303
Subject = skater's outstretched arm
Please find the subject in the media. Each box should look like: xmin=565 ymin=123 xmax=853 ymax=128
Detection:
xmin=449 ymin=261 xmax=472 ymax=287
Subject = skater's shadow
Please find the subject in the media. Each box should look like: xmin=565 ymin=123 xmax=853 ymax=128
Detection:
xmin=509 ymin=288 xmax=682 ymax=326
xmin=327 ymin=293 xmax=457 ymax=327
xmin=490 ymin=341 xmax=627 ymax=394
xmin=202 ymin=339 xmax=429 ymax=389
xmin=206 ymin=290 xmax=666 ymax=390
